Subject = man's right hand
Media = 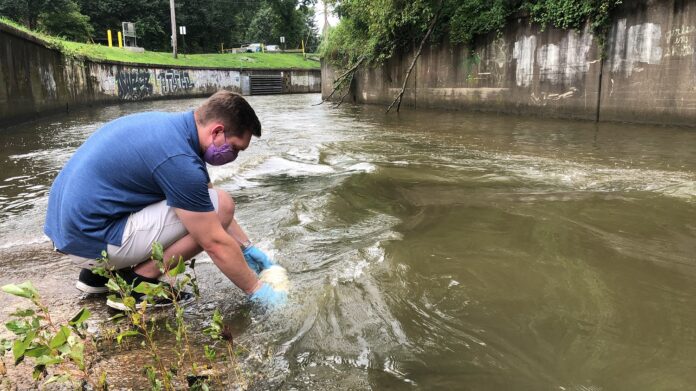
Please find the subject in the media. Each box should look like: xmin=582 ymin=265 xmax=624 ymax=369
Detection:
xmin=249 ymin=282 xmax=287 ymax=308
xmin=242 ymin=245 xmax=274 ymax=274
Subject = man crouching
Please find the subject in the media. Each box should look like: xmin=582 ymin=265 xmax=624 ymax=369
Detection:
xmin=44 ymin=90 xmax=284 ymax=310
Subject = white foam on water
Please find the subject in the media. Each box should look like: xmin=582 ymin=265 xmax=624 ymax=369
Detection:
xmin=0 ymin=235 xmax=50 ymax=250
xmin=251 ymin=157 xmax=335 ymax=177
xmin=347 ymin=162 xmax=376 ymax=173
xmin=284 ymin=145 xmax=322 ymax=164
xmin=8 ymin=150 xmax=56 ymax=160
xmin=297 ymin=209 xmax=314 ymax=225
xmin=331 ymin=260 xmax=370 ymax=286
xmin=3 ymin=175 xmax=31 ymax=182
xmin=206 ymin=153 xmax=267 ymax=184
xmin=443 ymin=150 xmax=696 ymax=201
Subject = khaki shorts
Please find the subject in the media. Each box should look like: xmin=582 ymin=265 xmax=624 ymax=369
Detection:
xmin=69 ymin=189 xmax=220 ymax=269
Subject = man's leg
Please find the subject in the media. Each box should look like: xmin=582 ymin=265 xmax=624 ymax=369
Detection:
xmin=133 ymin=188 xmax=237 ymax=278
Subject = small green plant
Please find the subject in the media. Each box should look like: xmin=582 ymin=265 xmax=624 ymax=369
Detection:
xmin=92 ymin=243 xmax=206 ymax=390
xmin=202 ymin=308 xmax=248 ymax=387
xmin=93 ymin=242 xmax=251 ymax=390
xmin=0 ymin=281 xmax=107 ymax=389
xmin=1 ymin=242 xmax=249 ymax=389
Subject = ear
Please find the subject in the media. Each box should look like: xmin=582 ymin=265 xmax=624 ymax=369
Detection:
xmin=210 ymin=123 xmax=225 ymax=136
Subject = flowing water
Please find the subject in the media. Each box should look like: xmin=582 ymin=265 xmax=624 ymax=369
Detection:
xmin=1 ymin=94 xmax=696 ymax=390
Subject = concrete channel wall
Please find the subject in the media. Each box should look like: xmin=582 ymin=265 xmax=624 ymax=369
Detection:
xmin=323 ymin=0 xmax=696 ymax=126
xmin=0 ymin=22 xmax=321 ymax=126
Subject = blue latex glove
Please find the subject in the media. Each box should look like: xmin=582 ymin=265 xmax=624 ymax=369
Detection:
xmin=242 ymin=245 xmax=274 ymax=274
xmin=249 ymin=282 xmax=287 ymax=308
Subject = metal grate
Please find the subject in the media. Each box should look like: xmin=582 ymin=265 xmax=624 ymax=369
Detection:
xmin=250 ymin=75 xmax=283 ymax=95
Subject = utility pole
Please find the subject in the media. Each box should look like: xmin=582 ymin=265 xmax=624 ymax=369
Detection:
xmin=170 ymin=0 xmax=178 ymax=58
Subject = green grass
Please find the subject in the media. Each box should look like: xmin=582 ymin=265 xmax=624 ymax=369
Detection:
xmin=0 ymin=17 xmax=319 ymax=69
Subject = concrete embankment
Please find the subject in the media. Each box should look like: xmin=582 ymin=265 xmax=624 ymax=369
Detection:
xmin=0 ymin=23 xmax=320 ymax=126
xmin=323 ymin=0 xmax=696 ymax=127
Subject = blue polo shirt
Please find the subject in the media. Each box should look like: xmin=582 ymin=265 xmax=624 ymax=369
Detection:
xmin=44 ymin=111 xmax=214 ymax=259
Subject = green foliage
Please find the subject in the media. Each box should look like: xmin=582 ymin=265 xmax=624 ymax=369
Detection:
xmin=1 ymin=282 xmax=101 ymax=388
xmin=0 ymin=18 xmax=320 ymax=69
xmin=0 ymin=0 xmax=318 ymax=53
xmin=526 ymin=0 xmax=620 ymax=31
xmin=447 ymin=0 xmax=513 ymax=45
xmin=94 ymin=243 xmax=247 ymax=390
xmin=203 ymin=309 xmax=224 ymax=341
xmin=1 ymin=281 xmax=38 ymax=299
xmin=1 ymin=244 xmax=249 ymax=389
xmin=1 ymin=0 xmax=319 ymax=53
xmin=246 ymin=5 xmax=280 ymax=45
xmin=321 ymin=0 xmax=436 ymax=65
xmin=322 ymin=0 xmax=622 ymax=66
xmin=0 ymin=0 xmax=92 ymax=41
xmin=527 ymin=0 xmax=622 ymax=52
xmin=39 ymin=0 xmax=94 ymax=41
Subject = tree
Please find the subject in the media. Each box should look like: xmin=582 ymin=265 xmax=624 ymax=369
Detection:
xmin=243 ymin=0 xmax=319 ymax=48
xmin=2 ymin=0 xmax=320 ymax=52
xmin=0 ymin=0 xmax=93 ymax=41
xmin=40 ymin=0 xmax=94 ymax=41
xmin=0 ymin=0 xmax=42 ymax=29
xmin=245 ymin=5 xmax=279 ymax=44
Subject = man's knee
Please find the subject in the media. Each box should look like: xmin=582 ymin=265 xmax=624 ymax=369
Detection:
xmin=215 ymin=189 xmax=235 ymax=227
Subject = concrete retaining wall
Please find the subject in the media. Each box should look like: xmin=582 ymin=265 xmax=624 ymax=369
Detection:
xmin=0 ymin=22 xmax=321 ymax=126
xmin=324 ymin=0 xmax=696 ymax=126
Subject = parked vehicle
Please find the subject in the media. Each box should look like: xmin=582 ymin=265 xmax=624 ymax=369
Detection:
xmin=266 ymin=45 xmax=280 ymax=52
xmin=242 ymin=43 xmax=263 ymax=53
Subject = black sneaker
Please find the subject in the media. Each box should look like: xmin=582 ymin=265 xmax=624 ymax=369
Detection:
xmin=105 ymin=268 xmax=194 ymax=311
xmin=75 ymin=268 xmax=109 ymax=294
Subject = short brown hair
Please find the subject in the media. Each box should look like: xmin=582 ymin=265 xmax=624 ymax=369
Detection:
xmin=196 ymin=90 xmax=261 ymax=137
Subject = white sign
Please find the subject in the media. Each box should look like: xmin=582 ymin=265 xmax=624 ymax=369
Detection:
xmin=179 ymin=26 xmax=187 ymax=35
xmin=280 ymin=36 xmax=285 ymax=43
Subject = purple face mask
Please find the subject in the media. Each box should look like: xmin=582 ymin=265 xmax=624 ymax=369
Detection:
xmin=203 ymin=134 xmax=239 ymax=166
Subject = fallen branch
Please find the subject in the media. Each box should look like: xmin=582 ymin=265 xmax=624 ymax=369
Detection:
xmin=334 ymin=71 xmax=355 ymax=108
xmin=333 ymin=56 xmax=365 ymax=84
xmin=313 ymin=76 xmax=348 ymax=106
xmin=314 ymin=56 xmax=365 ymax=106
xmin=386 ymin=3 xmax=442 ymax=114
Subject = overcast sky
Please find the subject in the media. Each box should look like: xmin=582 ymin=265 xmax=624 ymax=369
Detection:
xmin=314 ymin=0 xmax=339 ymax=33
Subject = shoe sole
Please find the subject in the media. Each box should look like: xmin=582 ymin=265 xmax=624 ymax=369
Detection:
xmin=106 ymin=295 xmax=195 ymax=311
xmin=75 ymin=281 xmax=109 ymax=294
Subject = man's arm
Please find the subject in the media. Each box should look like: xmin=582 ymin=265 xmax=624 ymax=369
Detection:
xmin=174 ymin=208 xmax=259 ymax=294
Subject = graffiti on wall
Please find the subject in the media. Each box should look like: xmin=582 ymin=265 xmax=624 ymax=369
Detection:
xmin=536 ymin=27 xmax=593 ymax=85
xmin=665 ymin=25 xmax=696 ymax=57
xmin=611 ymin=19 xmax=663 ymax=76
xmin=513 ymin=35 xmax=537 ymax=87
xmin=117 ymin=70 xmax=153 ymax=100
xmin=40 ymin=64 xmax=57 ymax=98
xmin=157 ymin=69 xmax=195 ymax=94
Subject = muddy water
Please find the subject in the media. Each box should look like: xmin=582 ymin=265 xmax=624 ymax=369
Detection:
xmin=1 ymin=94 xmax=696 ymax=390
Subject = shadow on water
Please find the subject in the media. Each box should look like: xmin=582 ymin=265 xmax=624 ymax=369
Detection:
xmin=1 ymin=94 xmax=696 ymax=389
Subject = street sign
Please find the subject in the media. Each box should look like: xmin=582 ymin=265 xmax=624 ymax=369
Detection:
xmin=280 ymin=36 xmax=285 ymax=43
xmin=179 ymin=26 xmax=187 ymax=35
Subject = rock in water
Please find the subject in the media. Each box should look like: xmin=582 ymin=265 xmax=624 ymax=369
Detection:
xmin=259 ymin=265 xmax=290 ymax=292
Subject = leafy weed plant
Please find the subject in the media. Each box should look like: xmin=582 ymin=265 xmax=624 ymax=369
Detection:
xmin=1 ymin=242 xmax=250 ymax=390
xmin=0 ymin=282 xmax=106 ymax=389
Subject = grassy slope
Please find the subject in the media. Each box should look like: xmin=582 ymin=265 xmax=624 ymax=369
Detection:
xmin=1 ymin=18 xmax=320 ymax=69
